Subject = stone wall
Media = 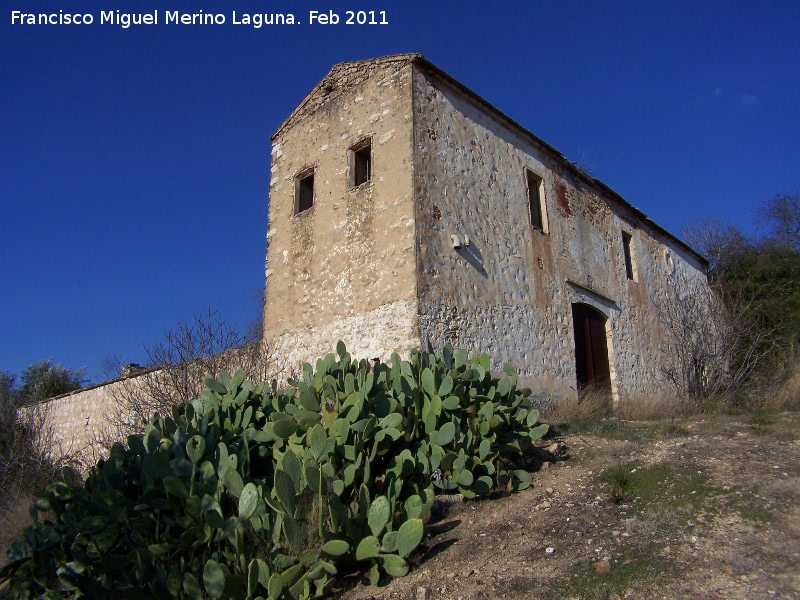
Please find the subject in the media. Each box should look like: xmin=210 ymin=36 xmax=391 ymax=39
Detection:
xmin=24 ymin=376 xmax=142 ymax=464
xmin=411 ymin=64 xmax=708 ymax=400
xmin=263 ymin=56 xmax=419 ymax=369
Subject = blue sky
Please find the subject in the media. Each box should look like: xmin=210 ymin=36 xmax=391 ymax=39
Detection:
xmin=2 ymin=1 xmax=799 ymax=384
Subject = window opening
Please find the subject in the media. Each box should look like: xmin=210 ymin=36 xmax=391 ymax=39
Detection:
xmin=349 ymin=139 xmax=372 ymax=188
xmin=295 ymin=170 xmax=314 ymax=214
xmin=526 ymin=169 xmax=544 ymax=231
xmin=622 ymin=231 xmax=635 ymax=280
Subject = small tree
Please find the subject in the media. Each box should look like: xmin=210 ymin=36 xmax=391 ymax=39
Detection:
xmin=98 ymin=309 xmax=286 ymax=447
xmin=16 ymin=360 xmax=85 ymax=405
xmin=653 ymin=270 xmax=774 ymax=404
xmin=759 ymin=191 xmax=800 ymax=252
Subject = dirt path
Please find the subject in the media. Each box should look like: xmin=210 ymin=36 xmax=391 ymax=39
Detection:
xmin=340 ymin=413 xmax=800 ymax=599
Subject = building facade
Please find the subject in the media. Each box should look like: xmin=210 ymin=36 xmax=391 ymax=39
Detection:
xmin=264 ymin=53 xmax=709 ymax=402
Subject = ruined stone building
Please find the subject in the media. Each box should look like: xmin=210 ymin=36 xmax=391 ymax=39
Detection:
xmin=264 ymin=53 xmax=709 ymax=402
xmin=43 ymin=53 xmax=709 ymax=459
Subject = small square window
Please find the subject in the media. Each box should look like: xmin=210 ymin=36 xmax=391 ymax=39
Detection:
xmin=349 ymin=139 xmax=372 ymax=188
xmin=526 ymin=169 xmax=546 ymax=232
xmin=295 ymin=169 xmax=314 ymax=214
xmin=622 ymin=231 xmax=636 ymax=281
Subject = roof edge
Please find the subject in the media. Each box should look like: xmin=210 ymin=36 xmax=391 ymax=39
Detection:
xmin=409 ymin=56 xmax=708 ymax=267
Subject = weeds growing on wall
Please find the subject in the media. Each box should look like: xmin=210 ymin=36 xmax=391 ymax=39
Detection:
xmin=0 ymin=343 xmax=548 ymax=599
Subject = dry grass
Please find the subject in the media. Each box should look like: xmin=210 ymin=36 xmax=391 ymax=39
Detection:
xmin=613 ymin=393 xmax=685 ymax=421
xmin=542 ymin=365 xmax=800 ymax=428
xmin=540 ymin=385 xmax=611 ymax=424
xmin=541 ymin=387 xmax=685 ymax=425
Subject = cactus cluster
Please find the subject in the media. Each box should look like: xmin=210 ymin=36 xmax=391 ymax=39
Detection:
xmin=1 ymin=343 xmax=548 ymax=599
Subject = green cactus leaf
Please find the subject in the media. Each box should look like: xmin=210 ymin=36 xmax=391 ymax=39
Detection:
xmin=404 ymin=495 xmax=423 ymax=519
xmin=380 ymin=412 xmax=403 ymax=430
xmin=275 ymin=470 xmax=297 ymax=515
xmin=184 ymin=573 xmax=203 ymax=597
xmin=143 ymin=425 xmax=161 ymax=454
xmin=456 ymin=468 xmax=474 ymax=487
xmin=368 ymin=496 xmax=391 ymax=537
xmin=168 ymin=457 xmax=194 ymax=478
xmin=343 ymin=464 xmax=356 ymax=487
xmin=381 ymin=530 xmax=397 ymax=553
xmin=163 ymin=475 xmax=188 ymax=498
xmin=308 ymin=425 xmax=327 ymax=460
xmin=205 ymin=375 xmax=228 ymax=396
xmin=223 ymin=467 xmax=244 ymax=498
xmin=321 ymin=539 xmax=350 ymax=556
xmin=330 ymin=418 xmax=349 ymax=442
xmin=438 ymin=375 xmax=454 ymax=397
xmin=282 ymin=449 xmax=302 ymax=489
xmin=203 ymin=559 xmax=226 ymax=599
xmin=497 ymin=376 xmax=510 ymax=396
xmin=442 ymin=395 xmax=460 ymax=410
xmin=383 ymin=427 xmax=402 ymax=441
xmin=283 ymin=515 xmax=304 ymax=553
xmin=514 ymin=469 xmax=532 ymax=482
xmin=526 ymin=408 xmax=541 ymax=426
xmin=380 ymin=554 xmax=409 ymax=578
xmin=273 ymin=418 xmax=299 ymax=439
xmin=529 ymin=423 xmax=549 ymax=440
xmin=267 ymin=573 xmax=284 ymax=599
xmin=186 ymin=435 xmax=206 ymax=465
xmin=336 ymin=340 xmax=347 ymax=358
xmin=299 ymin=388 xmax=320 ymax=412
xmin=245 ymin=428 xmax=274 ymax=443
xmin=421 ymin=368 xmax=435 ymax=396
xmin=455 ymin=348 xmax=468 ymax=368
xmin=478 ymin=439 xmax=491 ymax=460
xmin=438 ymin=422 xmax=456 ymax=446
xmin=355 ymin=536 xmax=381 ymax=560
xmin=329 ymin=496 xmax=347 ymax=530
xmin=247 ymin=558 xmax=270 ymax=597
xmin=396 ymin=518 xmax=424 ymax=558
xmin=241 ymin=405 xmax=253 ymax=429
xmin=202 ymin=495 xmax=225 ymax=528
xmin=473 ymin=475 xmax=493 ymax=495
xmin=239 ymin=482 xmax=259 ymax=520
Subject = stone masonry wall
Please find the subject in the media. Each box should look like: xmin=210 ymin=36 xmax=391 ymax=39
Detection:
xmin=411 ymin=65 xmax=707 ymax=400
xmin=263 ymin=58 xmax=419 ymax=366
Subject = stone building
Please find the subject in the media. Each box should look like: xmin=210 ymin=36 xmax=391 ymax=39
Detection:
xmin=264 ymin=53 xmax=709 ymax=402
xmin=40 ymin=53 xmax=710 ymax=460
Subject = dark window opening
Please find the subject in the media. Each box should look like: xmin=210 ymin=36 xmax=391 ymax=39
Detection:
xmin=622 ymin=231 xmax=635 ymax=280
xmin=526 ymin=170 xmax=543 ymax=230
xmin=350 ymin=139 xmax=372 ymax=188
xmin=295 ymin=170 xmax=314 ymax=214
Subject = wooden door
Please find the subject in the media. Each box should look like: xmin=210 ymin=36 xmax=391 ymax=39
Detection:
xmin=572 ymin=303 xmax=612 ymax=403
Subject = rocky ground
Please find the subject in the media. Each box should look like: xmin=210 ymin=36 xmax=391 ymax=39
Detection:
xmin=339 ymin=413 xmax=800 ymax=600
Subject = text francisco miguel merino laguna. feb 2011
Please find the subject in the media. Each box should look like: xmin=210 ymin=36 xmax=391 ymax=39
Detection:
xmin=10 ymin=9 xmax=390 ymax=28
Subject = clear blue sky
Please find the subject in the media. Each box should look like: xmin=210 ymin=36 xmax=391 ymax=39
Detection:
xmin=2 ymin=1 xmax=798 ymax=384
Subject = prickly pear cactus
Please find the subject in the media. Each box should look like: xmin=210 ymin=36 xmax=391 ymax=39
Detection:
xmin=0 ymin=344 xmax=547 ymax=599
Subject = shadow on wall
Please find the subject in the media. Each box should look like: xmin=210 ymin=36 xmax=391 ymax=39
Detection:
xmin=456 ymin=238 xmax=488 ymax=278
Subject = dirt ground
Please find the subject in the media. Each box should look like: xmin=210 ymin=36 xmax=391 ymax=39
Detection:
xmin=339 ymin=413 xmax=800 ymax=600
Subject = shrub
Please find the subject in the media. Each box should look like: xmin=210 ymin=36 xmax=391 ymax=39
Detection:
xmin=0 ymin=343 xmax=548 ymax=599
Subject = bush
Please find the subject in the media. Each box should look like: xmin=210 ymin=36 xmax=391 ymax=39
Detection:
xmin=0 ymin=344 xmax=548 ymax=599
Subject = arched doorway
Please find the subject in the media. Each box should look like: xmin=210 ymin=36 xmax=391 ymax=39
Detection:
xmin=571 ymin=303 xmax=612 ymax=405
